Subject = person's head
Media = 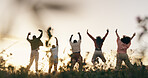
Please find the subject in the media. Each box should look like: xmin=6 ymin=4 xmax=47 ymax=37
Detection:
xmin=96 ymin=36 xmax=103 ymax=45
xmin=33 ymin=35 xmax=36 ymax=39
xmin=73 ymin=40 xmax=77 ymax=43
xmin=52 ymin=45 xmax=56 ymax=48
xmin=121 ymin=36 xmax=131 ymax=44
xmin=96 ymin=36 xmax=101 ymax=40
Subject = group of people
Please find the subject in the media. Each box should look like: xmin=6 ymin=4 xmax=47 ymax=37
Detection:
xmin=26 ymin=28 xmax=136 ymax=73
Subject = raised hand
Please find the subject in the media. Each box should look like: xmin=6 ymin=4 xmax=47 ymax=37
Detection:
xmin=70 ymin=34 xmax=73 ymax=41
xmin=87 ymin=29 xmax=89 ymax=33
xmin=131 ymin=33 xmax=136 ymax=40
xmin=78 ymin=32 xmax=80 ymax=34
xmin=133 ymin=33 xmax=136 ymax=37
xmin=55 ymin=37 xmax=58 ymax=46
xmin=38 ymin=29 xmax=43 ymax=32
xmin=55 ymin=37 xmax=57 ymax=39
xmin=27 ymin=32 xmax=31 ymax=40
xmin=115 ymin=29 xmax=118 ymax=33
xmin=78 ymin=32 xmax=81 ymax=40
xmin=107 ymin=29 xmax=109 ymax=32
xmin=115 ymin=29 xmax=120 ymax=38
xmin=28 ymin=32 xmax=31 ymax=35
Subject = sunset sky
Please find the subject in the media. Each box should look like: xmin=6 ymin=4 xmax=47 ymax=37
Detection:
xmin=0 ymin=0 xmax=148 ymax=72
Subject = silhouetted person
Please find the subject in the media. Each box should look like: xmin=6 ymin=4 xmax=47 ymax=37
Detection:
xmin=87 ymin=29 xmax=109 ymax=65
xmin=69 ymin=32 xmax=82 ymax=71
xmin=26 ymin=29 xmax=43 ymax=73
xmin=115 ymin=29 xmax=136 ymax=71
xmin=46 ymin=27 xmax=53 ymax=47
xmin=48 ymin=37 xmax=58 ymax=73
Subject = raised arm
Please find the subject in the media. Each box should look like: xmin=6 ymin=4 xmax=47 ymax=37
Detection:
xmin=130 ymin=33 xmax=136 ymax=40
xmin=78 ymin=32 xmax=81 ymax=40
xmin=87 ymin=29 xmax=95 ymax=41
xmin=38 ymin=29 xmax=43 ymax=39
xmin=69 ymin=34 xmax=73 ymax=42
xmin=27 ymin=32 xmax=31 ymax=41
xmin=47 ymin=27 xmax=52 ymax=40
xmin=55 ymin=37 xmax=58 ymax=46
xmin=102 ymin=29 xmax=109 ymax=40
xmin=115 ymin=29 xmax=120 ymax=39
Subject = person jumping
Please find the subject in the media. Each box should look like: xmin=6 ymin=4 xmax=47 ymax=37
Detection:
xmin=87 ymin=29 xmax=109 ymax=65
xmin=69 ymin=32 xmax=82 ymax=71
xmin=26 ymin=29 xmax=43 ymax=73
xmin=115 ymin=29 xmax=136 ymax=71
xmin=48 ymin=37 xmax=59 ymax=73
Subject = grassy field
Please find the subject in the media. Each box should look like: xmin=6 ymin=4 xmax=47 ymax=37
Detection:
xmin=0 ymin=51 xmax=147 ymax=78
xmin=0 ymin=62 xmax=148 ymax=78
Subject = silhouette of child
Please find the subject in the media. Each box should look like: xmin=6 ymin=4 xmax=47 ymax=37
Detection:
xmin=48 ymin=37 xmax=58 ymax=73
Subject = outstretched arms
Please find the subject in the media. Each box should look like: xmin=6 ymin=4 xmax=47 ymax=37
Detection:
xmin=27 ymin=32 xmax=31 ymax=41
xmin=69 ymin=34 xmax=73 ymax=42
xmin=78 ymin=32 xmax=81 ymax=40
xmin=115 ymin=29 xmax=136 ymax=41
xmin=38 ymin=29 xmax=43 ymax=39
xmin=102 ymin=29 xmax=109 ymax=40
xmin=69 ymin=32 xmax=81 ymax=43
xmin=130 ymin=33 xmax=136 ymax=40
xmin=115 ymin=29 xmax=120 ymax=39
xmin=87 ymin=29 xmax=95 ymax=40
xmin=55 ymin=37 xmax=58 ymax=46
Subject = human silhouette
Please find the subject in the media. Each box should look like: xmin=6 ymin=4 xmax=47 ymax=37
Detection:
xmin=115 ymin=29 xmax=136 ymax=71
xmin=69 ymin=32 xmax=82 ymax=71
xmin=26 ymin=29 xmax=43 ymax=73
xmin=87 ymin=29 xmax=109 ymax=65
xmin=48 ymin=37 xmax=58 ymax=73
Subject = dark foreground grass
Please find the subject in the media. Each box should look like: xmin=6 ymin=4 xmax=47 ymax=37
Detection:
xmin=0 ymin=65 xmax=148 ymax=78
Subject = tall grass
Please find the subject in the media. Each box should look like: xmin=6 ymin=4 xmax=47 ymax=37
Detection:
xmin=0 ymin=62 xmax=148 ymax=78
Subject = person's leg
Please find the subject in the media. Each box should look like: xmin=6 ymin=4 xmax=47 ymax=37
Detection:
xmin=96 ymin=57 xmax=99 ymax=64
xmin=54 ymin=63 xmax=57 ymax=72
xmin=71 ymin=59 xmax=76 ymax=70
xmin=115 ymin=54 xmax=122 ymax=71
xmin=99 ymin=52 xmax=106 ymax=63
xmin=48 ymin=59 xmax=53 ymax=73
xmin=71 ymin=54 xmax=76 ymax=70
xmin=35 ymin=51 xmax=39 ymax=72
xmin=124 ymin=54 xmax=133 ymax=69
xmin=54 ymin=57 xmax=58 ymax=72
xmin=78 ymin=54 xmax=82 ymax=71
xmin=27 ymin=52 xmax=35 ymax=71
xmin=91 ymin=50 xmax=98 ymax=65
xmin=48 ymin=64 xmax=53 ymax=73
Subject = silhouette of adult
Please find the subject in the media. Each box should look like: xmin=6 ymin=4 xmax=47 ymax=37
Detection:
xmin=69 ymin=32 xmax=82 ymax=71
xmin=87 ymin=29 xmax=109 ymax=65
xmin=115 ymin=29 xmax=136 ymax=71
xmin=26 ymin=29 xmax=43 ymax=73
